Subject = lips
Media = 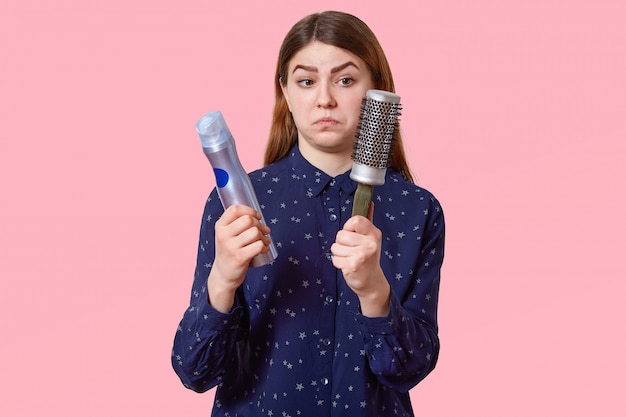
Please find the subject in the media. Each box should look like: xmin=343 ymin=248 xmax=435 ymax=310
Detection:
xmin=315 ymin=117 xmax=339 ymax=126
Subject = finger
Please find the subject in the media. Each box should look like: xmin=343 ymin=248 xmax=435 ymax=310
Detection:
xmin=343 ymin=215 xmax=374 ymax=235
xmin=236 ymin=226 xmax=272 ymax=249
xmin=219 ymin=204 xmax=261 ymax=226
xmin=217 ymin=226 xmax=271 ymax=267
xmin=334 ymin=229 xmax=362 ymax=248
xmin=330 ymin=241 xmax=352 ymax=258
xmin=225 ymin=212 xmax=267 ymax=239
xmin=237 ymin=238 xmax=271 ymax=262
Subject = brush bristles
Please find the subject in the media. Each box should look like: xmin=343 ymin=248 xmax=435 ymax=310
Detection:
xmin=352 ymin=95 xmax=402 ymax=169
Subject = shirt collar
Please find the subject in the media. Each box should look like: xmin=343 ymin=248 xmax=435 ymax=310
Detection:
xmin=284 ymin=144 xmax=358 ymax=197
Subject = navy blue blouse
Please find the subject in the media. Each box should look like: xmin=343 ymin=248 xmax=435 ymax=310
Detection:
xmin=172 ymin=145 xmax=445 ymax=417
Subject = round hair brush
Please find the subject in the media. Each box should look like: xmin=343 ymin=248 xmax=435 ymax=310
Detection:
xmin=350 ymin=89 xmax=402 ymax=217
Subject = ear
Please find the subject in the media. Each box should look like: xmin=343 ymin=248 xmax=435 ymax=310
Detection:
xmin=280 ymin=78 xmax=292 ymax=112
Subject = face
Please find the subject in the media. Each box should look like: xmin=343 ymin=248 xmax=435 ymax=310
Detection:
xmin=281 ymin=41 xmax=375 ymax=165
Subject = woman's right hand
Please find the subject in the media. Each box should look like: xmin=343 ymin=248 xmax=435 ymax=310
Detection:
xmin=207 ymin=205 xmax=272 ymax=313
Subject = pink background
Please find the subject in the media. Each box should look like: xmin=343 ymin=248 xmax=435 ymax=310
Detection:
xmin=1 ymin=0 xmax=625 ymax=415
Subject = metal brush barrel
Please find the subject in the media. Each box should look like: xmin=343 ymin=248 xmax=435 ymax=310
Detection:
xmin=350 ymin=89 xmax=402 ymax=186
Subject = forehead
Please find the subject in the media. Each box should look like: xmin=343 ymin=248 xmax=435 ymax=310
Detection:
xmin=289 ymin=41 xmax=365 ymax=71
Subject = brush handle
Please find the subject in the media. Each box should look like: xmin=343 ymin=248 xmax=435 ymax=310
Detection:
xmin=352 ymin=183 xmax=373 ymax=217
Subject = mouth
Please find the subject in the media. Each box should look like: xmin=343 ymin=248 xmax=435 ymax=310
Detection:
xmin=315 ymin=117 xmax=339 ymax=126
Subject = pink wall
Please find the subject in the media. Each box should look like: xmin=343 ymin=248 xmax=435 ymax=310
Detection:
xmin=1 ymin=0 xmax=624 ymax=415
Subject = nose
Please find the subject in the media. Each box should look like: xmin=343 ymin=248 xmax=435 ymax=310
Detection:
xmin=317 ymin=83 xmax=336 ymax=108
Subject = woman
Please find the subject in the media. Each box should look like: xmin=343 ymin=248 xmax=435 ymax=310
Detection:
xmin=172 ymin=11 xmax=445 ymax=417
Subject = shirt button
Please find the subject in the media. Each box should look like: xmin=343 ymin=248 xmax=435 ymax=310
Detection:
xmin=322 ymin=338 xmax=331 ymax=346
xmin=325 ymin=295 xmax=334 ymax=303
xmin=321 ymin=377 xmax=329 ymax=385
xmin=326 ymin=253 xmax=333 ymax=261
xmin=329 ymin=213 xmax=338 ymax=221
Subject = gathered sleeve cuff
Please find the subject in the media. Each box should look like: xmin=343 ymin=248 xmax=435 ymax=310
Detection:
xmin=354 ymin=291 xmax=440 ymax=392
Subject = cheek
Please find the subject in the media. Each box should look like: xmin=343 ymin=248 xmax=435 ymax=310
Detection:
xmin=282 ymin=86 xmax=302 ymax=113
xmin=348 ymin=96 xmax=365 ymax=118
xmin=288 ymin=95 xmax=311 ymax=119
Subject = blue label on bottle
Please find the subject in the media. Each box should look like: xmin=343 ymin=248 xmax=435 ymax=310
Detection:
xmin=213 ymin=168 xmax=229 ymax=188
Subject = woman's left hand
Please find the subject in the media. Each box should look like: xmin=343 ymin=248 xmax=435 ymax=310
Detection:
xmin=331 ymin=210 xmax=391 ymax=317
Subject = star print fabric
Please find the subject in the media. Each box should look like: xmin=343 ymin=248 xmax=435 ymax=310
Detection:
xmin=172 ymin=145 xmax=445 ymax=417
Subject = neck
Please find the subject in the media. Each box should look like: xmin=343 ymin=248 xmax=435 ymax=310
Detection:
xmin=297 ymin=141 xmax=353 ymax=177
xmin=301 ymin=148 xmax=352 ymax=177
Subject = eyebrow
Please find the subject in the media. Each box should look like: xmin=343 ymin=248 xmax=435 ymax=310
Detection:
xmin=292 ymin=61 xmax=360 ymax=74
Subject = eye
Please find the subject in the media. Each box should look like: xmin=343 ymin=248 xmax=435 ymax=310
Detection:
xmin=338 ymin=77 xmax=354 ymax=86
xmin=297 ymin=79 xmax=315 ymax=87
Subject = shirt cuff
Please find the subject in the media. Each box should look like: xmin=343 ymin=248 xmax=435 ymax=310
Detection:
xmin=354 ymin=291 xmax=403 ymax=336
xmin=196 ymin=297 xmax=245 ymax=333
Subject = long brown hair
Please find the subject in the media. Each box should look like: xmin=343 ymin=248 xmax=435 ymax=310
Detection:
xmin=263 ymin=10 xmax=414 ymax=182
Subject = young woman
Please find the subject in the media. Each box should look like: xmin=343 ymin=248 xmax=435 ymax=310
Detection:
xmin=172 ymin=11 xmax=445 ymax=417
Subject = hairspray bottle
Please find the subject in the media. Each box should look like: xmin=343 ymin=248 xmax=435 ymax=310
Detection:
xmin=196 ymin=111 xmax=278 ymax=267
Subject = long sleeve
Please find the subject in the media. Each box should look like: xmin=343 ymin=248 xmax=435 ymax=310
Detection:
xmin=171 ymin=190 xmax=249 ymax=393
xmin=355 ymin=189 xmax=445 ymax=392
